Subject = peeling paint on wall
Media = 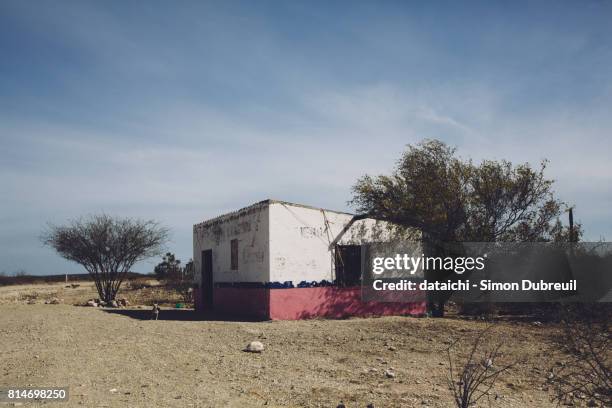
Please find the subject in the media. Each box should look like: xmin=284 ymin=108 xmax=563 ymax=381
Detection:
xmin=193 ymin=203 xmax=269 ymax=284
xmin=193 ymin=199 xmax=421 ymax=287
xmin=299 ymin=226 xmax=326 ymax=238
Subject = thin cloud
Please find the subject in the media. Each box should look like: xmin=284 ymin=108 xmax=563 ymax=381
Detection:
xmin=1 ymin=1 xmax=611 ymax=273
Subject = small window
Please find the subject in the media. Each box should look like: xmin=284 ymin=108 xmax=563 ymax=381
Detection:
xmin=230 ymin=239 xmax=238 ymax=270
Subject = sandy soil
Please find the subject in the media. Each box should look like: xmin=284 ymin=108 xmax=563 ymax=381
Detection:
xmin=0 ymin=284 xmax=568 ymax=407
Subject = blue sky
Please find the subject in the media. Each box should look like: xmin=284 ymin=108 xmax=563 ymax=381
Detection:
xmin=1 ymin=1 xmax=611 ymax=275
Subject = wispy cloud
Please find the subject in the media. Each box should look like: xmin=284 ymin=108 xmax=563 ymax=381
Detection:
xmin=1 ymin=1 xmax=611 ymax=274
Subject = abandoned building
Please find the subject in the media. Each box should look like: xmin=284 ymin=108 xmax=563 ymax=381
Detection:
xmin=192 ymin=199 xmax=426 ymax=320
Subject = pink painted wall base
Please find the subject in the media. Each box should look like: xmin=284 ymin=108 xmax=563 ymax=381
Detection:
xmin=269 ymin=286 xmax=426 ymax=320
xmin=214 ymin=287 xmax=269 ymax=319
xmin=195 ymin=286 xmax=426 ymax=320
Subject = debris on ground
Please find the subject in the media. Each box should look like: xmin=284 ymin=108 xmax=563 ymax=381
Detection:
xmin=244 ymin=341 xmax=265 ymax=353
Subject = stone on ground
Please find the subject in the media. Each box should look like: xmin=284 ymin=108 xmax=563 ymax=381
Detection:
xmin=244 ymin=341 xmax=265 ymax=353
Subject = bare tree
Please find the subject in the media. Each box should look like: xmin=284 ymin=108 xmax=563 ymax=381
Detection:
xmin=549 ymin=305 xmax=611 ymax=406
xmin=447 ymin=326 xmax=517 ymax=407
xmin=42 ymin=214 xmax=169 ymax=303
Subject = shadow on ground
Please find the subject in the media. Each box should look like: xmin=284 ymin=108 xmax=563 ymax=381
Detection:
xmin=101 ymin=308 xmax=267 ymax=322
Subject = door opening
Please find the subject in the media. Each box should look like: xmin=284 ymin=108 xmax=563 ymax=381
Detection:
xmin=335 ymin=245 xmax=362 ymax=287
xmin=201 ymin=249 xmax=213 ymax=310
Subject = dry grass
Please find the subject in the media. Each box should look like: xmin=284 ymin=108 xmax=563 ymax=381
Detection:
xmin=0 ymin=277 xmax=192 ymax=308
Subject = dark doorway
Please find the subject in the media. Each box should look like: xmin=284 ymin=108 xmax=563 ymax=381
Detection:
xmin=335 ymin=245 xmax=362 ymax=287
xmin=201 ymin=249 xmax=213 ymax=310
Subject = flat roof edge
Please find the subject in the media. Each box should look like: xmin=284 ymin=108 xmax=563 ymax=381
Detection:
xmin=194 ymin=199 xmax=355 ymax=228
xmin=268 ymin=199 xmax=354 ymax=216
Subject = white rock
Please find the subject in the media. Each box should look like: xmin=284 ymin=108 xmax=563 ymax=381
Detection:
xmin=384 ymin=369 xmax=396 ymax=378
xmin=244 ymin=341 xmax=265 ymax=353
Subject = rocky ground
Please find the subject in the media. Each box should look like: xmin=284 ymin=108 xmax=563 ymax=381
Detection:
xmin=0 ymin=282 xmax=584 ymax=407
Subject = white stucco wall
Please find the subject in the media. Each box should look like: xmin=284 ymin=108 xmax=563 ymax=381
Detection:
xmin=193 ymin=200 xmax=420 ymax=285
xmin=268 ymin=202 xmax=403 ymax=283
xmin=193 ymin=203 xmax=270 ymax=285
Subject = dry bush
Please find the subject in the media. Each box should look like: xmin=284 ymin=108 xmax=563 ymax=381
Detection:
xmin=160 ymin=258 xmax=194 ymax=305
xmin=548 ymin=305 xmax=611 ymax=406
xmin=119 ymin=282 xmax=184 ymax=307
xmin=165 ymin=281 xmax=193 ymax=305
xmin=18 ymin=291 xmax=41 ymax=302
xmin=124 ymin=280 xmax=152 ymax=290
xmin=447 ymin=326 xmax=518 ymax=407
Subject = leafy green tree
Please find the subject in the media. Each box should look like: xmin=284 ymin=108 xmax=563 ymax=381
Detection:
xmin=154 ymin=254 xmax=194 ymax=303
xmin=183 ymin=259 xmax=194 ymax=281
xmin=154 ymin=252 xmax=182 ymax=281
xmin=351 ymin=139 xmax=578 ymax=242
xmin=351 ymin=139 xmax=580 ymax=315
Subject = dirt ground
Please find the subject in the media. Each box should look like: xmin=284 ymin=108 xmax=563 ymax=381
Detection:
xmin=0 ymin=282 xmax=573 ymax=407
